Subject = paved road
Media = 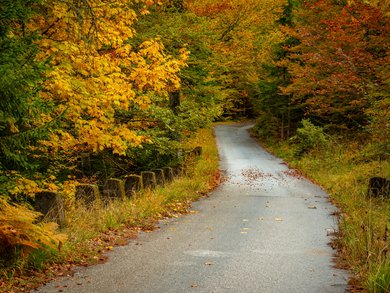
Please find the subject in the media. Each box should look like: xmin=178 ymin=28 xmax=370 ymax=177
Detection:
xmin=37 ymin=123 xmax=349 ymax=293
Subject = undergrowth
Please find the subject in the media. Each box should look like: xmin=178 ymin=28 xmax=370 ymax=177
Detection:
xmin=262 ymin=138 xmax=389 ymax=292
xmin=0 ymin=127 xmax=219 ymax=292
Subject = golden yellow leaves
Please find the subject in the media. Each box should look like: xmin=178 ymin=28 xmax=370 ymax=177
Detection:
xmin=9 ymin=175 xmax=61 ymax=202
xmin=10 ymin=178 xmax=41 ymax=197
xmin=0 ymin=199 xmax=67 ymax=250
xmin=130 ymin=39 xmax=189 ymax=92
xmin=31 ymin=0 xmax=188 ymax=156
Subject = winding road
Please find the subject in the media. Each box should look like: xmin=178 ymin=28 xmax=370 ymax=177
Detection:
xmin=37 ymin=123 xmax=349 ymax=292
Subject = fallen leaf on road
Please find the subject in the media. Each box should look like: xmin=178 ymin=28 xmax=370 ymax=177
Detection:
xmin=204 ymin=262 xmax=214 ymax=266
xmin=326 ymin=228 xmax=336 ymax=236
xmin=275 ymin=217 xmax=283 ymax=221
xmin=308 ymin=205 xmax=317 ymax=209
xmin=191 ymin=284 xmax=198 ymax=288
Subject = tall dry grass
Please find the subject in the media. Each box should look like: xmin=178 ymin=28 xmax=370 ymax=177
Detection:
xmin=0 ymin=127 xmax=220 ymax=292
xmin=267 ymin=139 xmax=389 ymax=292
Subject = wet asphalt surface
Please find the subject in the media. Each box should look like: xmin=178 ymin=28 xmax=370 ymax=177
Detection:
xmin=37 ymin=123 xmax=349 ymax=293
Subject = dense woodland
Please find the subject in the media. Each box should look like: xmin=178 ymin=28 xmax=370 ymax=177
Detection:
xmin=0 ymin=0 xmax=389 ymax=291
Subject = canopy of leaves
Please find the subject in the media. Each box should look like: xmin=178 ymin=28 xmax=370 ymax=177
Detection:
xmin=254 ymin=0 xmax=389 ymax=141
xmin=1 ymin=0 xmax=388 ymax=279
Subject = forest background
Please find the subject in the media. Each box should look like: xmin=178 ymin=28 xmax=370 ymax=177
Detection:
xmin=0 ymin=0 xmax=389 ymax=291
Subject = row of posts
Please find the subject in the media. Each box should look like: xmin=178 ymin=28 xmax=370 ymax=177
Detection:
xmin=34 ymin=147 xmax=203 ymax=227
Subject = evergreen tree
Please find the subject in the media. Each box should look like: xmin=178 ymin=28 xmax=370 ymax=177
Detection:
xmin=0 ymin=0 xmax=51 ymax=172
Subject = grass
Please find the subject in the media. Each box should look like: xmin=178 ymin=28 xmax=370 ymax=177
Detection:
xmin=261 ymin=138 xmax=389 ymax=292
xmin=0 ymin=127 xmax=220 ymax=293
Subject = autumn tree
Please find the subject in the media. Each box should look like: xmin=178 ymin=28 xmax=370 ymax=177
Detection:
xmin=20 ymin=0 xmax=188 ymax=179
xmin=0 ymin=0 xmax=192 ymax=199
xmin=122 ymin=2 xmax=226 ymax=168
xmin=281 ymin=0 xmax=389 ymax=132
xmin=186 ymin=0 xmax=286 ymax=118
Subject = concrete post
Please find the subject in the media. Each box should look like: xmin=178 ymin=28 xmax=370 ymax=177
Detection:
xmin=141 ymin=171 xmax=157 ymax=190
xmin=103 ymin=179 xmax=126 ymax=201
xmin=125 ymin=175 xmax=143 ymax=197
xmin=76 ymin=184 xmax=100 ymax=206
xmin=34 ymin=191 xmax=65 ymax=227
xmin=162 ymin=167 xmax=174 ymax=182
xmin=152 ymin=169 xmax=166 ymax=187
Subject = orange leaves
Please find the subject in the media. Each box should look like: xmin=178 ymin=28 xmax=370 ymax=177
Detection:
xmin=0 ymin=199 xmax=66 ymax=251
xmin=279 ymin=0 xmax=389 ymax=128
xmin=186 ymin=0 xmax=233 ymax=17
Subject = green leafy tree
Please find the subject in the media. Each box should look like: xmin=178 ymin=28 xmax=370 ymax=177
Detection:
xmin=0 ymin=0 xmax=51 ymax=173
xmin=254 ymin=0 xmax=306 ymax=140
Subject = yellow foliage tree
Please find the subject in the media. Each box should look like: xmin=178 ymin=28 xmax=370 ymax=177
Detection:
xmin=31 ymin=0 xmax=188 ymax=156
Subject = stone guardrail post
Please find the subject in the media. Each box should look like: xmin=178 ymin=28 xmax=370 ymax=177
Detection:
xmin=34 ymin=191 xmax=65 ymax=228
xmin=368 ymin=177 xmax=390 ymax=198
xmin=193 ymin=146 xmax=202 ymax=156
xmin=141 ymin=171 xmax=157 ymax=190
xmin=162 ymin=167 xmax=174 ymax=182
xmin=125 ymin=175 xmax=143 ymax=197
xmin=76 ymin=184 xmax=100 ymax=206
xmin=152 ymin=169 xmax=165 ymax=187
xmin=172 ymin=166 xmax=184 ymax=177
xmin=103 ymin=179 xmax=126 ymax=201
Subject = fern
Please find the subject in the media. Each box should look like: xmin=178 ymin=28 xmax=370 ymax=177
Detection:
xmin=0 ymin=198 xmax=66 ymax=259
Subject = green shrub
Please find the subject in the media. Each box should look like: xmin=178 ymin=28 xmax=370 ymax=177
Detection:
xmin=252 ymin=114 xmax=280 ymax=140
xmin=290 ymin=119 xmax=328 ymax=155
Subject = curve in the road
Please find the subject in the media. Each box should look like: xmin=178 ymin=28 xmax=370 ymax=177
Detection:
xmin=37 ymin=123 xmax=349 ymax=293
